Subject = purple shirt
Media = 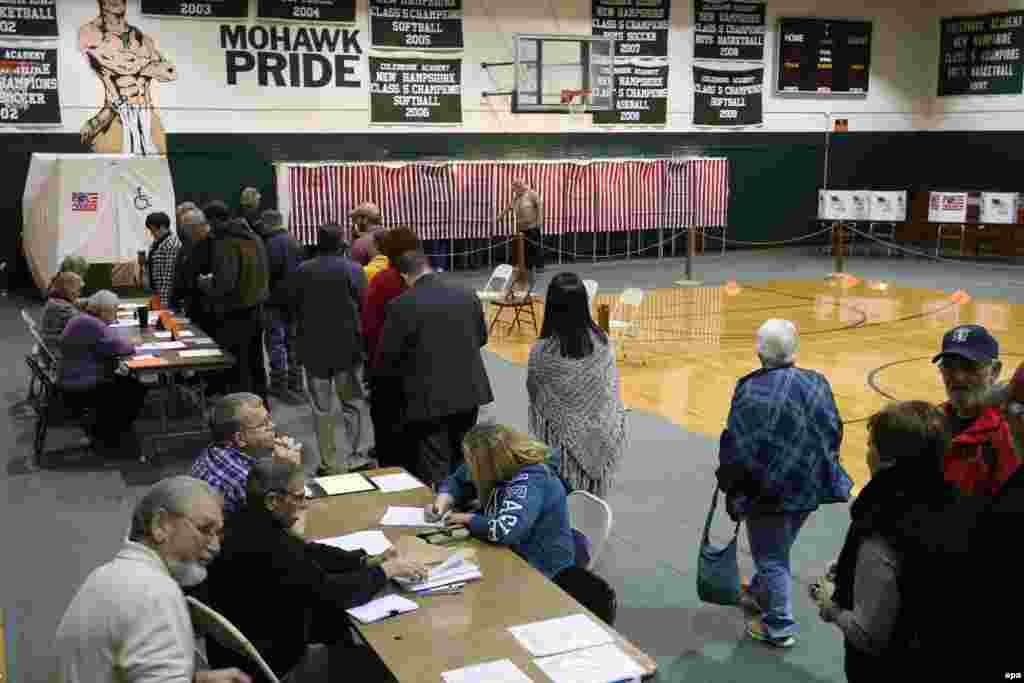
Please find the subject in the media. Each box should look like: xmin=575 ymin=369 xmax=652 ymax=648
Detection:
xmin=58 ymin=313 xmax=135 ymax=390
xmin=190 ymin=444 xmax=254 ymax=516
xmin=350 ymin=227 xmax=384 ymax=266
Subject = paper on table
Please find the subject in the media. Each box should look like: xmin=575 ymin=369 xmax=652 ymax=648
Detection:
xmin=176 ymin=330 xmax=195 ymax=337
xmin=179 ymin=349 xmax=224 ymax=358
xmin=118 ymin=303 xmax=144 ymax=309
xmin=346 ymin=594 xmax=419 ymax=624
xmin=190 ymin=337 xmax=217 ymax=345
xmin=508 ymin=614 xmax=614 ymax=658
xmin=533 ymin=644 xmax=644 ymax=683
xmin=314 ymin=472 xmax=375 ymax=496
xmin=318 ymin=530 xmax=393 ymax=556
xmin=392 ymin=536 xmax=456 ymax=565
xmin=369 ymin=472 xmax=426 ymax=493
xmin=442 ymin=659 xmax=533 ymax=683
xmin=137 ymin=341 xmax=188 ymax=351
xmin=380 ymin=506 xmax=443 ymax=527
xmin=153 ymin=331 xmax=173 ymax=339
xmin=110 ymin=320 xmax=139 ymax=328
xmin=394 ymin=552 xmax=482 ymax=592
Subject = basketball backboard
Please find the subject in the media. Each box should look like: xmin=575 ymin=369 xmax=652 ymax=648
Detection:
xmin=512 ymin=34 xmax=614 ymax=113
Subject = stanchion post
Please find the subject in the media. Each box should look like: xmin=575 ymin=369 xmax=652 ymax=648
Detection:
xmin=674 ymin=226 xmax=703 ymax=287
xmin=833 ymin=222 xmax=845 ymax=274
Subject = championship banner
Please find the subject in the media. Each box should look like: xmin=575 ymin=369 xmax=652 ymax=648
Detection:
xmin=369 ymin=0 xmax=462 ymax=49
xmin=928 ymin=191 xmax=968 ymax=223
xmin=141 ymin=0 xmax=248 ymax=19
xmin=981 ymin=192 xmax=1017 ymax=224
xmin=593 ymin=58 xmax=667 ymax=126
xmin=693 ymin=0 xmax=765 ymax=62
xmin=0 ymin=0 xmax=58 ymax=38
xmin=693 ymin=66 xmax=762 ymax=127
xmin=593 ymin=0 xmax=670 ymax=57
xmin=869 ymin=191 xmax=907 ymax=221
xmin=0 ymin=44 xmax=59 ymax=125
xmin=368 ymin=56 xmax=461 ymax=124
xmin=257 ymin=0 xmax=356 ymax=23
xmin=939 ymin=12 xmax=1024 ymax=96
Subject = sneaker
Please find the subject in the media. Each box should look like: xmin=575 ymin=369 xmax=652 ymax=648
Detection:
xmin=746 ymin=620 xmax=796 ymax=648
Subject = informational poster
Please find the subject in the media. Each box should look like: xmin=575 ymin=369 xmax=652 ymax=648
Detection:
xmin=693 ymin=66 xmax=762 ymax=126
xmin=869 ymin=191 xmax=907 ymax=221
xmin=593 ymin=0 xmax=670 ymax=57
xmin=777 ymin=18 xmax=872 ymax=94
xmin=693 ymin=0 xmax=765 ymax=62
xmin=849 ymin=190 xmax=871 ymax=221
xmin=370 ymin=0 xmax=462 ymax=49
xmin=368 ymin=56 xmax=461 ymax=124
xmin=818 ymin=190 xmax=852 ymax=220
xmin=141 ymin=0 xmax=248 ymax=19
xmin=939 ymin=12 xmax=1024 ymax=96
xmin=0 ymin=0 xmax=58 ymax=38
xmin=593 ymin=58 xmax=667 ymax=126
xmin=258 ymin=0 xmax=357 ymax=23
xmin=981 ymin=192 xmax=1017 ymax=224
xmin=0 ymin=44 xmax=60 ymax=124
xmin=928 ymin=191 xmax=968 ymax=223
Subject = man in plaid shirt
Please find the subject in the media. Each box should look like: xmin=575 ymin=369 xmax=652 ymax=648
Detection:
xmin=717 ymin=319 xmax=843 ymax=649
xmin=145 ymin=211 xmax=181 ymax=308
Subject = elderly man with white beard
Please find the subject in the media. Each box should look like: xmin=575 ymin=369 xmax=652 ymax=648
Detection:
xmin=55 ymin=476 xmax=250 ymax=683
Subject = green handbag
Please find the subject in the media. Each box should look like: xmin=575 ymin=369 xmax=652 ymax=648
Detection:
xmin=697 ymin=485 xmax=742 ymax=606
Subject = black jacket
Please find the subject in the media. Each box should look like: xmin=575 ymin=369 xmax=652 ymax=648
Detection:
xmin=201 ymin=505 xmax=387 ymax=679
xmin=377 ymin=273 xmax=493 ymax=422
xmin=205 ymin=219 xmax=270 ymax=314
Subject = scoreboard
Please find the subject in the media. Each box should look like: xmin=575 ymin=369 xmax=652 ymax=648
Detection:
xmin=777 ymin=18 xmax=872 ymax=95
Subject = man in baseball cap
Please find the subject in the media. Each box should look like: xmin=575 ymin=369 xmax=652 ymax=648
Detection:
xmin=933 ymin=324 xmax=1021 ymax=496
xmin=350 ymin=202 xmax=383 ymax=266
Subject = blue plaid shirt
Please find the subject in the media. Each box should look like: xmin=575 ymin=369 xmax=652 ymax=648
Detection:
xmin=719 ymin=365 xmax=843 ymax=515
xmin=190 ymin=444 xmax=254 ymax=516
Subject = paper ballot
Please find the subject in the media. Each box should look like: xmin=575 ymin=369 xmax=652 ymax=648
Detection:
xmin=318 ymin=530 xmax=393 ymax=556
xmin=533 ymin=644 xmax=644 ymax=683
xmin=380 ymin=506 xmax=443 ymax=527
xmin=315 ymin=472 xmax=375 ymax=496
xmin=394 ymin=551 xmax=481 ymax=592
xmin=370 ymin=472 xmax=426 ymax=493
xmin=178 ymin=349 xmax=224 ymax=358
xmin=346 ymin=594 xmax=419 ymax=624
xmin=508 ymin=614 xmax=614 ymax=657
xmin=442 ymin=660 xmax=534 ymax=683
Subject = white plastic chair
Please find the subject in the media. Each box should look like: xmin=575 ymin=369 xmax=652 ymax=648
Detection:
xmin=608 ymin=288 xmax=644 ymax=360
xmin=567 ymin=490 xmax=614 ymax=570
xmin=583 ymin=279 xmax=599 ymax=310
xmin=476 ymin=264 xmax=515 ymax=303
xmin=186 ymin=596 xmax=281 ymax=683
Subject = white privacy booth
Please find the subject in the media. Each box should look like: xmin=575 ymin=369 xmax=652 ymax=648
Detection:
xmin=22 ymin=154 xmax=176 ymax=294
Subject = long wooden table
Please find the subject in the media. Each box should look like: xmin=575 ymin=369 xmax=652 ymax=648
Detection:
xmin=305 ymin=468 xmax=657 ymax=682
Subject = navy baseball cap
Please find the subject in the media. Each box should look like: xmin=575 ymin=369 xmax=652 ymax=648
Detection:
xmin=932 ymin=324 xmax=999 ymax=364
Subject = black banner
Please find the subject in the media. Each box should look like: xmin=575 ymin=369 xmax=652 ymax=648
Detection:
xmin=939 ymin=12 xmax=1024 ymax=96
xmin=0 ymin=45 xmax=60 ymax=125
xmin=593 ymin=0 xmax=670 ymax=57
xmin=142 ymin=0 xmax=248 ymax=19
xmin=777 ymin=18 xmax=872 ymax=94
xmin=694 ymin=1 xmax=765 ymax=62
xmin=370 ymin=0 xmax=462 ymax=49
xmin=693 ymin=66 xmax=762 ymax=127
xmin=0 ymin=0 xmax=57 ymax=38
xmin=257 ymin=0 xmax=356 ymax=23
xmin=594 ymin=60 xmax=667 ymax=126
xmin=369 ymin=57 xmax=461 ymax=124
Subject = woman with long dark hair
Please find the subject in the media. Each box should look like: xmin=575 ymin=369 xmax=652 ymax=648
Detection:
xmin=527 ymin=272 xmax=625 ymax=497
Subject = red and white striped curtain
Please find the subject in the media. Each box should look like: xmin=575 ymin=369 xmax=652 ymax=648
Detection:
xmin=451 ymin=162 xmax=495 ymax=240
xmin=594 ymin=160 xmax=664 ymax=233
xmin=686 ymin=158 xmax=730 ymax=228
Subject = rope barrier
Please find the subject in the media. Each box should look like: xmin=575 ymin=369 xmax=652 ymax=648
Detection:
xmin=840 ymin=224 xmax=1024 ymax=271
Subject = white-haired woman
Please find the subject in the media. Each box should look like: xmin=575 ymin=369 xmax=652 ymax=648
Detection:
xmin=60 ymin=290 xmax=147 ymax=454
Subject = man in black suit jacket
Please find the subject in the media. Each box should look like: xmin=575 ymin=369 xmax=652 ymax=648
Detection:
xmin=377 ymin=251 xmax=494 ymax=485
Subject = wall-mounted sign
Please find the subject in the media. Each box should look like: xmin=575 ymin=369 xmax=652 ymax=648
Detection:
xmin=939 ymin=12 xmax=1024 ymax=96
xmin=368 ymin=56 xmax=462 ymax=125
xmin=849 ymin=190 xmax=871 ymax=221
xmin=369 ymin=0 xmax=462 ymax=49
xmin=0 ymin=44 xmax=60 ymax=125
xmin=0 ymin=0 xmax=58 ymax=38
xmin=869 ymin=191 xmax=907 ymax=221
xmin=693 ymin=0 xmax=765 ymax=62
xmin=980 ymin=192 xmax=1018 ymax=224
xmin=928 ymin=191 xmax=968 ymax=223
xmin=818 ymin=190 xmax=852 ymax=220
xmin=593 ymin=0 xmax=670 ymax=57
xmin=777 ymin=18 xmax=872 ymax=94
xmin=258 ymin=0 xmax=356 ymax=23
xmin=141 ymin=0 xmax=248 ymax=19
xmin=593 ymin=58 xmax=667 ymax=126
xmin=693 ymin=66 xmax=762 ymax=126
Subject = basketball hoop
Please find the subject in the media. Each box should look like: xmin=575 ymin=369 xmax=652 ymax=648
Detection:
xmin=561 ymin=88 xmax=591 ymax=114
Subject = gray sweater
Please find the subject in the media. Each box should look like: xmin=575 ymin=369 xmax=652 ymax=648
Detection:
xmin=832 ymin=534 xmax=902 ymax=656
xmin=40 ymin=298 xmax=78 ymax=358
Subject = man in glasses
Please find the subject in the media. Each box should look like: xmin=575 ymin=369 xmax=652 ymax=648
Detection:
xmin=934 ymin=324 xmax=1021 ymax=497
xmin=56 ymin=476 xmax=250 ymax=682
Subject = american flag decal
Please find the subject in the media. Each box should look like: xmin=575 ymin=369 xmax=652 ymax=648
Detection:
xmin=71 ymin=192 xmax=98 ymax=212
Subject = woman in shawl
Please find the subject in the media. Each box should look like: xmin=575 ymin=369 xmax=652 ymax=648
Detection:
xmin=815 ymin=401 xmax=962 ymax=679
xmin=426 ymin=423 xmax=575 ymax=578
xmin=527 ymin=272 xmax=626 ymax=498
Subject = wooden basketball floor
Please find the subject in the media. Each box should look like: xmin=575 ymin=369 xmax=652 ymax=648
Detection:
xmin=485 ymin=277 xmax=1022 ymax=490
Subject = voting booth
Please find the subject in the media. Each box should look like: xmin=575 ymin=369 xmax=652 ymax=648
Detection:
xmin=22 ymin=154 xmax=176 ymax=295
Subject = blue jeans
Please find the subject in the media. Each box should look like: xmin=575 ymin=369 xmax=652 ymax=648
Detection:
xmin=745 ymin=510 xmax=811 ymax=639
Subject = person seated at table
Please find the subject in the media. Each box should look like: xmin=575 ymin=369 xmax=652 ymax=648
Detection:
xmin=190 ymin=393 xmax=304 ymax=518
xmin=59 ymin=290 xmax=148 ymax=455
xmin=426 ymin=423 xmax=575 ymax=579
xmin=201 ymin=458 xmax=429 ymax=681
xmin=40 ymin=271 xmax=85 ymax=360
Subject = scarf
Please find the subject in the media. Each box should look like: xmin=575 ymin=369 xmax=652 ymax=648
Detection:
xmin=528 ymin=334 xmax=626 ymax=483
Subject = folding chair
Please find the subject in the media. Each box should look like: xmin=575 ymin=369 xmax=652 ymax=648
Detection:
xmin=867 ymin=222 xmax=898 ymax=257
xmin=24 ymin=354 xmax=92 ymax=464
xmin=489 ymin=277 xmax=539 ymax=337
xmin=608 ymin=288 xmax=645 ymax=360
xmin=186 ymin=596 xmax=281 ymax=683
xmin=476 ymin=264 xmax=515 ymax=303
xmin=567 ymin=490 xmax=614 ymax=570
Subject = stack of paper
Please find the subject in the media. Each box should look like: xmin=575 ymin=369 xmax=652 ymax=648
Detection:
xmin=508 ymin=614 xmax=614 ymax=657
xmin=369 ymin=472 xmax=425 ymax=492
xmin=442 ymin=660 xmax=533 ymax=683
xmin=314 ymin=472 xmax=375 ymax=496
xmin=533 ymin=644 xmax=644 ymax=683
xmin=179 ymin=349 xmax=223 ymax=358
xmin=318 ymin=530 xmax=393 ymax=556
xmin=137 ymin=341 xmax=187 ymax=351
xmin=394 ymin=551 xmax=481 ymax=592
xmin=380 ymin=506 xmax=443 ymax=527
xmin=346 ymin=594 xmax=419 ymax=624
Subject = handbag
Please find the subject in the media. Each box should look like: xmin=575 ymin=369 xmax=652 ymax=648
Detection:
xmin=697 ymin=485 xmax=742 ymax=606
xmin=821 ymin=453 xmax=854 ymax=504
